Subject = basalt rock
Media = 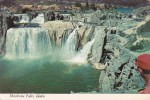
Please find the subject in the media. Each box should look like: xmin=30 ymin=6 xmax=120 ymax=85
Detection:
xmin=42 ymin=21 xmax=77 ymax=47
xmin=89 ymin=27 xmax=106 ymax=63
xmin=27 ymin=12 xmax=38 ymax=22
xmin=0 ymin=12 xmax=14 ymax=55
xmin=44 ymin=11 xmax=56 ymax=22
xmin=124 ymin=15 xmax=150 ymax=53
xmin=78 ymin=26 xmax=95 ymax=48
xmin=98 ymin=31 xmax=146 ymax=93
xmin=136 ymin=16 xmax=150 ymax=34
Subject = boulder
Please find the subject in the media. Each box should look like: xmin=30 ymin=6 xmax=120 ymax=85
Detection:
xmin=92 ymin=63 xmax=107 ymax=70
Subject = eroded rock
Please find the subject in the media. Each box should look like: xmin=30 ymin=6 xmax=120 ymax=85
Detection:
xmin=90 ymin=27 xmax=106 ymax=63
xmin=0 ymin=12 xmax=14 ymax=55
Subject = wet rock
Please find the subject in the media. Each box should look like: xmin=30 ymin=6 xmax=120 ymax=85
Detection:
xmin=0 ymin=12 xmax=14 ymax=55
xmin=79 ymin=26 xmax=95 ymax=48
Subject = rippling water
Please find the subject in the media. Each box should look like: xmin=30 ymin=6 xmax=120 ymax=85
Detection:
xmin=0 ymin=55 xmax=100 ymax=93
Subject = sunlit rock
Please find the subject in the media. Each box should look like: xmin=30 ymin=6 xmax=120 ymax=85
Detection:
xmin=90 ymin=27 xmax=106 ymax=63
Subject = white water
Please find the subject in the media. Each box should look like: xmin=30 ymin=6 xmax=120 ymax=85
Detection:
xmin=14 ymin=14 xmax=30 ymax=23
xmin=67 ymin=39 xmax=95 ymax=64
xmin=65 ymin=27 xmax=79 ymax=54
xmin=6 ymin=28 xmax=51 ymax=58
xmin=20 ymin=15 xmax=30 ymax=23
xmin=31 ymin=13 xmax=45 ymax=24
xmin=80 ymin=39 xmax=95 ymax=60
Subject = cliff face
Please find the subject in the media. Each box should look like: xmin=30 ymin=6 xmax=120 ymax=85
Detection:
xmin=100 ymin=0 xmax=149 ymax=6
xmin=41 ymin=20 xmax=145 ymax=93
xmin=136 ymin=16 xmax=150 ymax=33
xmin=1 ymin=0 xmax=149 ymax=9
xmin=42 ymin=21 xmax=76 ymax=47
xmin=0 ymin=12 xmax=14 ymax=55
xmin=124 ymin=15 xmax=150 ymax=53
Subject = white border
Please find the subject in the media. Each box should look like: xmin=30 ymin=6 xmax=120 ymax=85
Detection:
xmin=0 ymin=94 xmax=150 ymax=100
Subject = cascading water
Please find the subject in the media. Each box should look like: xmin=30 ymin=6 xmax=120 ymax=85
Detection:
xmin=68 ymin=39 xmax=95 ymax=64
xmin=79 ymin=39 xmax=95 ymax=60
xmin=61 ymin=29 xmax=71 ymax=48
xmin=19 ymin=14 xmax=30 ymax=23
xmin=5 ymin=27 xmax=51 ymax=58
xmin=31 ymin=13 xmax=45 ymax=24
xmin=14 ymin=14 xmax=30 ymax=23
xmin=65 ymin=28 xmax=79 ymax=53
xmin=65 ymin=27 xmax=79 ymax=54
xmin=1 ymin=25 xmax=100 ymax=93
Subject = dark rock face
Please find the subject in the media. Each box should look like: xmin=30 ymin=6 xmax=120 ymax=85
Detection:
xmin=44 ymin=11 xmax=64 ymax=22
xmin=44 ymin=11 xmax=56 ymax=22
xmin=27 ymin=12 xmax=38 ymax=22
xmin=0 ymin=12 xmax=14 ymax=55
xmin=137 ymin=19 xmax=150 ymax=33
xmin=97 ymin=29 xmax=145 ymax=93
xmin=100 ymin=0 xmax=149 ymax=7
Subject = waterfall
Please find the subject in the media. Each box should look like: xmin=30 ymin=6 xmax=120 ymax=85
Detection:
xmin=65 ymin=28 xmax=79 ymax=53
xmin=79 ymin=39 xmax=95 ymax=60
xmin=19 ymin=14 xmax=30 ymax=23
xmin=31 ymin=13 xmax=45 ymax=24
xmin=61 ymin=29 xmax=72 ymax=48
xmin=67 ymin=39 xmax=95 ymax=64
xmin=14 ymin=14 xmax=30 ymax=23
xmin=6 ymin=27 xmax=51 ymax=58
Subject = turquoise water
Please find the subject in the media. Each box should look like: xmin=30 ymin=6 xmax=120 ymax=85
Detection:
xmin=116 ymin=7 xmax=133 ymax=13
xmin=0 ymin=56 xmax=100 ymax=93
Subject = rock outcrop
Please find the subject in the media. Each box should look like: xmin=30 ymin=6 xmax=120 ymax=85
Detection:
xmin=124 ymin=15 xmax=150 ymax=54
xmin=68 ymin=26 xmax=146 ymax=93
xmin=41 ymin=19 xmax=146 ymax=93
xmin=88 ymin=27 xmax=106 ymax=63
xmin=42 ymin=21 xmax=77 ymax=47
xmin=42 ymin=21 xmax=95 ymax=49
xmin=136 ymin=16 xmax=150 ymax=34
xmin=0 ymin=12 xmax=14 ymax=55
xmin=90 ymin=28 xmax=145 ymax=93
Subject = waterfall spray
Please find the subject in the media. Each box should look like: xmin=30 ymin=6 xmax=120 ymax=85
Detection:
xmin=66 ymin=39 xmax=95 ymax=64
xmin=5 ymin=27 xmax=51 ymax=58
xmin=31 ymin=13 xmax=45 ymax=24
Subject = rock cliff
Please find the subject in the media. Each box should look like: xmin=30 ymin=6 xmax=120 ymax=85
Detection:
xmin=0 ymin=12 xmax=14 ymax=55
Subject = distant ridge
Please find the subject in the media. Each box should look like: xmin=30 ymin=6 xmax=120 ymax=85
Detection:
xmin=0 ymin=0 xmax=149 ymax=7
